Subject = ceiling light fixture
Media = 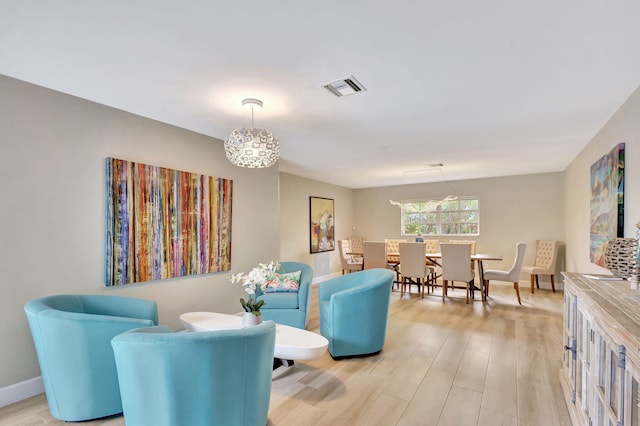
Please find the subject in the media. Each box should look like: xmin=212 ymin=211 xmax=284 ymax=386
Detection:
xmin=224 ymin=98 xmax=280 ymax=168
xmin=388 ymin=164 xmax=458 ymax=208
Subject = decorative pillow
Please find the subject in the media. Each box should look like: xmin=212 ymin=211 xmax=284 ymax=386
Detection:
xmin=265 ymin=270 xmax=301 ymax=293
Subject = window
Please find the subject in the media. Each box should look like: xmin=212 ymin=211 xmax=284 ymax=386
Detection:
xmin=401 ymin=198 xmax=479 ymax=236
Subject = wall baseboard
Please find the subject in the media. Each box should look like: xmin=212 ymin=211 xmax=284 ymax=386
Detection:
xmin=312 ymin=271 xmax=341 ymax=284
xmin=0 ymin=376 xmax=43 ymax=408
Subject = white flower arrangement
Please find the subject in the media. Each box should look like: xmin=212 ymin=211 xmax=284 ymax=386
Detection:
xmin=229 ymin=261 xmax=280 ymax=316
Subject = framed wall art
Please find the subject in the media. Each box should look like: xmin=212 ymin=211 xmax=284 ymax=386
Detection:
xmin=589 ymin=143 xmax=625 ymax=267
xmin=309 ymin=196 xmax=335 ymax=254
xmin=105 ymin=158 xmax=233 ymax=286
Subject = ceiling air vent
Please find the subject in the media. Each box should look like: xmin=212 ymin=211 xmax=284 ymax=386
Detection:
xmin=323 ymin=75 xmax=366 ymax=97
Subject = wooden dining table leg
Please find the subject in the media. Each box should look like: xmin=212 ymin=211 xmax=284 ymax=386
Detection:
xmin=477 ymin=260 xmax=487 ymax=302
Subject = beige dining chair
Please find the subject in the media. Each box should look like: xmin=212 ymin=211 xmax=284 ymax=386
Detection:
xmin=521 ymin=240 xmax=559 ymax=293
xmin=385 ymin=239 xmax=405 ymax=288
xmin=399 ymin=242 xmax=436 ymax=298
xmin=363 ymin=241 xmax=388 ymax=270
xmin=423 ymin=239 xmax=440 ymax=269
xmin=349 ymin=236 xmax=364 ymax=263
xmin=449 ymin=239 xmax=476 ymax=271
xmin=338 ymin=239 xmax=363 ymax=275
xmin=440 ymin=243 xmax=475 ymax=303
xmin=483 ymin=242 xmax=527 ymax=305
xmin=423 ymin=239 xmax=439 ymax=254
xmin=384 ymin=239 xmax=405 ymax=264
xmin=448 ymin=239 xmax=477 ymax=254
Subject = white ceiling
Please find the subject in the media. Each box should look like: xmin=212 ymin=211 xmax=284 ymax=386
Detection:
xmin=2 ymin=1 xmax=640 ymax=188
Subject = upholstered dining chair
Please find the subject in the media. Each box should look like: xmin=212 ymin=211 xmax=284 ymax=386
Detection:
xmin=448 ymin=239 xmax=477 ymax=254
xmin=449 ymin=239 xmax=477 ymax=271
xmin=385 ymin=239 xmax=405 ymax=287
xmin=112 ymin=321 xmax=276 ymax=426
xmin=423 ymin=239 xmax=440 ymax=270
xmin=423 ymin=239 xmax=440 ymax=254
xmin=521 ymin=240 xmax=560 ymax=293
xmin=384 ymin=239 xmax=405 ymax=265
xmin=440 ymin=243 xmax=475 ymax=303
xmin=349 ymin=236 xmax=364 ymax=263
xmin=399 ymin=242 xmax=436 ymax=298
xmin=24 ymin=294 xmax=158 ymax=422
xmin=338 ymin=239 xmax=363 ymax=274
xmin=363 ymin=241 xmax=388 ymax=269
xmin=483 ymin=242 xmax=527 ymax=304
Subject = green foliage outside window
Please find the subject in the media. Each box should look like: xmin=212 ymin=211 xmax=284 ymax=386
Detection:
xmin=401 ymin=198 xmax=479 ymax=236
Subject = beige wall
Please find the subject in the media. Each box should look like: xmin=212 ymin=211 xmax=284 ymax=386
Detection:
xmin=0 ymin=75 xmax=280 ymax=389
xmin=353 ymin=173 xmax=566 ymax=281
xmin=279 ymin=172 xmax=354 ymax=278
xmin=564 ymin=85 xmax=640 ymax=273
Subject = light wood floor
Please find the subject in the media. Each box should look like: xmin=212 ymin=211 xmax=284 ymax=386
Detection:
xmin=0 ymin=281 xmax=571 ymax=426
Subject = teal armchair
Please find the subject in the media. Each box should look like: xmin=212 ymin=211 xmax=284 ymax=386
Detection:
xmin=257 ymin=261 xmax=313 ymax=329
xmin=319 ymin=268 xmax=394 ymax=358
xmin=111 ymin=321 xmax=276 ymax=426
xmin=24 ymin=294 xmax=158 ymax=421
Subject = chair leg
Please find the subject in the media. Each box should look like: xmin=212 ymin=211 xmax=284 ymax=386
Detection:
xmin=535 ymin=275 xmax=539 ymax=289
xmin=466 ymin=281 xmax=470 ymax=304
xmin=420 ymin=278 xmax=425 ymax=299
xmin=442 ymin=280 xmax=447 ymax=302
xmin=471 ymin=279 xmax=475 ymax=300
xmin=550 ymin=275 xmax=556 ymax=292
xmin=483 ymin=279 xmax=489 ymax=297
xmin=514 ymin=282 xmax=522 ymax=305
xmin=530 ymin=274 xmax=535 ymax=294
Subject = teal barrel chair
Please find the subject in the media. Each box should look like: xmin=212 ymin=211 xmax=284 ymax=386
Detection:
xmin=24 ymin=294 xmax=158 ymax=421
xmin=111 ymin=321 xmax=276 ymax=426
xmin=319 ymin=268 xmax=394 ymax=358
xmin=257 ymin=261 xmax=313 ymax=329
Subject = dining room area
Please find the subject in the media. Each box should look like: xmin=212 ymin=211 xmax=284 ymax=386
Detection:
xmin=338 ymin=235 xmax=559 ymax=306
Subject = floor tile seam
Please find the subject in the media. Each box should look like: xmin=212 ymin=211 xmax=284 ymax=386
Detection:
xmin=439 ymin=384 xmax=484 ymax=425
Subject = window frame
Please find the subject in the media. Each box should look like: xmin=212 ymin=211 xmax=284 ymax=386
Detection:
xmin=399 ymin=197 xmax=480 ymax=237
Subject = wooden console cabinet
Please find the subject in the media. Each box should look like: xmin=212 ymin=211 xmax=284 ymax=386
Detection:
xmin=561 ymin=272 xmax=640 ymax=425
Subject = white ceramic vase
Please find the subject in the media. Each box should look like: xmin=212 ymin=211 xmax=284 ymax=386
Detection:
xmin=242 ymin=312 xmax=263 ymax=327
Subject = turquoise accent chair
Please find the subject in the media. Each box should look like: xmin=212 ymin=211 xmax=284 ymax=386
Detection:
xmin=111 ymin=321 xmax=276 ymax=426
xmin=24 ymin=294 xmax=158 ymax=421
xmin=257 ymin=261 xmax=313 ymax=329
xmin=319 ymin=268 xmax=394 ymax=358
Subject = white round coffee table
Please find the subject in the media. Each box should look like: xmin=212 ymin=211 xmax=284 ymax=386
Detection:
xmin=179 ymin=312 xmax=328 ymax=365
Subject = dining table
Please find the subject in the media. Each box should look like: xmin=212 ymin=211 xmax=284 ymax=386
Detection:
xmin=353 ymin=251 xmax=503 ymax=302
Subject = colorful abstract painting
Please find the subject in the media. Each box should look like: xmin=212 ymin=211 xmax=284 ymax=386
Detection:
xmin=105 ymin=158 xmax=232 ymax=286
xmin=590 ymin=143 xmax=625 ymax=266
xmin=309 ymin=196 xmax=335 ymax=253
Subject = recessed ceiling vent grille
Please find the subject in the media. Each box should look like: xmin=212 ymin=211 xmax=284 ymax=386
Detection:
xmin=323 ymin=75 xmax=366 ymax=97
